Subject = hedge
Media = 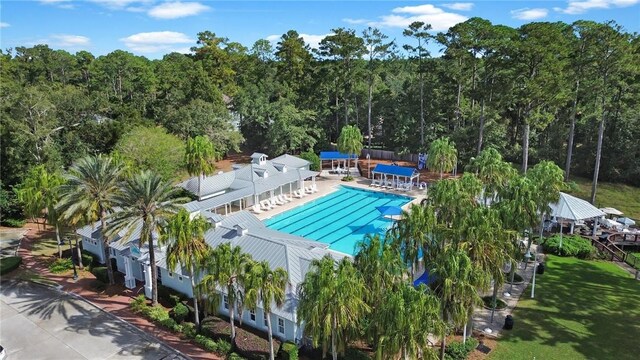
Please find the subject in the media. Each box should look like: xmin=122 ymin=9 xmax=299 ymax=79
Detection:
xmin=91 ymin=266 xmax=109 ymax=283
xmin=278 ymin=342 xmax=298 ymax=360
xmin=157 ymin=284 xmax=188 ymax=306
xmin=81 ymin=250 xmax=99 ymax=269
xmin=172 ymin=302 xmax=189 ymax=323
xmin=445 ymin=338 xmax=479 ymax=360
xmin=0 ymin=256 xmax=22 ymax=275
xmin=194 ymin=335 xmax=232 ymax=355
xmin=2 ymin=218 xmax=26 ymax=227
xmin=543 ymin=235 xmax=594 ymax=259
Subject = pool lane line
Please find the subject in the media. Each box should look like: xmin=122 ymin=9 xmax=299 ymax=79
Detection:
xmin=264 ymin=189 xmax=351 ymax=228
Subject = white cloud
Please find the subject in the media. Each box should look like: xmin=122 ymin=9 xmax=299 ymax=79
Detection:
xmin=442 ymin=3 xmax=474 ymax=11
xmin=265 ymin=33 xmax=332 ymax=49
xmin=148 ymin=1 xmax=210 ymax=19
xmin=511 ymin=8 xmax=549 ymax=20
xmin=50 ymin=34 xmax=91 ymax=47
xmin=554 ymin=0 xmax=639 ymax=14
xmin=342 ymin=18 xmax=369 ymax=25
xmin=0 ymin=22 xmax=10 ymax=28
xmin=368 ymin=4 xmax=468 ymax=31
xmin=89 ymin=0 xmax=145 ymax=8
xmin=39 ymin=0 xmax=74 ymax=9
xmin=120 ymin=31 xmax=193 ymax=53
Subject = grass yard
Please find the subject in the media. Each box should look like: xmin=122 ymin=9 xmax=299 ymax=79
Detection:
xmin=489 ymin=255 xmax=640 ymax=360
xmin=568 ymin=177 xmax=640 ymax=219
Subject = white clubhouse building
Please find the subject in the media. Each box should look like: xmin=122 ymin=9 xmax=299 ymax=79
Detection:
xmin=79 ymin=153 xmax=344 ymax=343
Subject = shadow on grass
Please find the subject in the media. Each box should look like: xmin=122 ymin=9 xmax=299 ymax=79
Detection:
xmin=494 ymin=256 xmax=640 ymax=360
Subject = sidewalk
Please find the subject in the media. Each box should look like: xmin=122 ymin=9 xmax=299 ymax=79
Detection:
xmin=14 ymin=225 xmax=222 ymax=360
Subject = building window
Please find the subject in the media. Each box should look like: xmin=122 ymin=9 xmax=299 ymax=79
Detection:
xmin=178 ymin=276 xmax=183 ymax=282
xmin=263 ymin=312 xmax=268 ymax=327
xmin=250 ymin=310 xmax=256 ymax=322
xmin=278 ymin=318 xmax=285 ymax=334
xmin=157 ymin=267 xmax=162 ymax=284
xmin=168 ymin=272 xmax=174 ymax=278
xmin=223 ymin=295 xmax=229 ymax=309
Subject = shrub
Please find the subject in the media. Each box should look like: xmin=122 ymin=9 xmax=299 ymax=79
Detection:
xmin=543 ymin=235 xmax=594 ymax=259
xmin=146 ymin=305 xmax=170 ymax=322
xmin=49 ymin=258 xmax=73 ymax=273
xmin=2 ymin=218 xmax=26 ymax=227
xmin=172 ymin=302 xmax=189 ymax=323
xmin=505 ymin=272 xmax=524 ymax=284
xmin=81 ymin=250 xmax=98 ymax=268
xmin=278 ymin=342 xmax=298 ymax=360
xmin=181 ymin=322 xmax=197 ymax=339
xmin=131 ymin=294 xmax=148 ymax=313
xmin=228 ymin=353 xmax=246 ymax=360
xmin=445 ymin=338 xmax=479 ymax=360
xmin=157 ymin=284 xmax=187 ymax=306
xmin=339 ymin=348 xmax=370 ymax=360
xmin=216 ymin=339 xmax=233 ymax=355
xmin=341 ymin=175 xmax=354 ymax=182
xmin=91 ymin=280 xmax=107 ymax=292
xmin=159 ymin=317 xmax=183 ymax=333
xmin=91 ymin=266 xmax=109 ymax=283
xmin=299 ymin=150 xmax=320 ymax=171
xmin=0 ymin=256 xmax=22 ymax=275
xmin=482 ymin=296 xmax=507 ymax=310
xmin=195 ymin=334 xmax=219 ymax=352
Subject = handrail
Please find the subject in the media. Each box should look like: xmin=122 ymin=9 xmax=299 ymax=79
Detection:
xmin=588 ymin=237 xmax=626 ymax=262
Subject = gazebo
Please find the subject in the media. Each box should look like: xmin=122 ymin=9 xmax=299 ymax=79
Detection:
xmin=319 ymin=151 xmax=359 ymax=172
xmin=549 ymin=192 xmax=605 ymax=246
xmin=371 ymin=164 xmax=419 ymax=190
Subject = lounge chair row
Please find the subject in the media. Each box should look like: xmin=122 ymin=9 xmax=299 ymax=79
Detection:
xmin=250 ymin=185 xmax=318 ymax=214
xmin=371 ymin=179 xmax=413 ymax=191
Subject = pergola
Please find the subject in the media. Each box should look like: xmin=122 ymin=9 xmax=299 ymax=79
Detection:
xmin=371 ymin=164 xmax=419 ymax=190
xmin=319 ymin=151 xmax=359 ymax=171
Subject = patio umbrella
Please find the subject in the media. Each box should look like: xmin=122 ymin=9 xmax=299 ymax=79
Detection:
xmin=376 ymin=206 xmax=403 ymax=217
xmin=600 ymin=207 xmax=623 ymax=216
xmin=617 ymin=217 xmax=636 ymax=226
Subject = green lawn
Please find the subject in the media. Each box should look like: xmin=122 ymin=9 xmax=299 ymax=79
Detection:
xmin=489 ymin=255 xmax=640 ymax=360
xmin=568 ymin=177 xmax=640 ymax=219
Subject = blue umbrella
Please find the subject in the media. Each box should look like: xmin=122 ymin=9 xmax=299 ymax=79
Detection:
xmin=376 ymin=206 xmax=403 ymax=217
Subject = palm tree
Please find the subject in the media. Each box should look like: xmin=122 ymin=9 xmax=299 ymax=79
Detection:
xmin=427 ymin=137 xmax=458 ymax=179
xmin=336 ymin=125 xmax=363 ymax=177
xmin=243 ymin=260 xmax=289 ymax=360
xmin=389 ymin=204 xmax=437 ymax=279
xmin=185 ymin=136 xmax=218 ymax=201
xmin=526 ymin=160 xmax=564 ymax=252
xmin=430 ymin=247 xmax=487 ymax=360
xmin=466 ymin=148 xmax=516 ymax=205
xmin=16 ymin=165 xmax=65 ymax=258
xmin=57 ymin=155 xmax=123 ymax=284
xmin=107 ymin=171 xmax=185 ymax=304
xmin=199 ymin=243 xmax=251 ymax=344
xmin=297 ymin=256 xmax=369 ymax=360
xmin=375 ymin=284 xmax=443 ymax=359
xmin=161 ymin=208 xmax=211 ymax=328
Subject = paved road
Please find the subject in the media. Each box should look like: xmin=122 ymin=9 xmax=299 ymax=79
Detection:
xmin=0 ymin=280 xmax=188 ymax=360
xmin=0 ymin=229 xmax=25 ymax=258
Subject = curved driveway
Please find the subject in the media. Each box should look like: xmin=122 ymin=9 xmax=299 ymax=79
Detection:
xmin=0 ymin=280 xmax=188 ymax=360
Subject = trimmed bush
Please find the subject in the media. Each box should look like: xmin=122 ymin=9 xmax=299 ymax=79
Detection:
xmin=146 ymin=305 xmax=170 ymax=322
xmin=91 ymin=280 xmax=107 ymax=292
xmin=482 ymin=296 xmax=507 ymax=310
xmin=299 ymin=150 xmax=320 ymax=171
xmin=228 ymin=353 xmax=247 ymax=360
xmin=159 ymin=317 xmax=183 ymax=333
xmin=172 ymin=302 xmax=189 ymax=323
xmin=49 ymin=258 xmax=73 ymax=273
xmin=81 ymin=250 xmax=98 ymax=269
xmin=543 ymin=235 xmax=594 ymax=259
xmin=278 ymin=342 xmax=298 ymax=360
xmin=0 ymin=256 xmax=22 ymax=275
xmin=195 ymin=334 xmax=219 ymax=352
xmin=216 ymin=340 xmax=232 ymax=355
xmin=131 ymin=294 xmax=148 ymax=313
xmin=341 ymin=175 xmax=354 ymax=182
xmin=91 ymin=266 xmax=109 ymax=283
xmin=2 ymin=218 xmax=26 ymax=227
xmin=157 ymin=284 xmax=187 ymax=306
xmin=181 ymin=322 xmax=197 ymax=339
xmin=445 ymin=338 xmax=479 ymax=360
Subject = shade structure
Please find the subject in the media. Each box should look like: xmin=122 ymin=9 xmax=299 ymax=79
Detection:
xmin=600 ymin=207 xmax=623 ymax=216
xmin=550 ymin=192 xmax=605 ymax=221
xmin=377 ymin=205 xmax=403 ymax=217
xmin=413 ymin=270 xmax=434 ymax=287
xmin=617 ymin=217 xmax=636 ymax=226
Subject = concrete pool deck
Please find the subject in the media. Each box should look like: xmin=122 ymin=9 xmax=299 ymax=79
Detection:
xmin=255 ymin=171 xmax=426 ymax=222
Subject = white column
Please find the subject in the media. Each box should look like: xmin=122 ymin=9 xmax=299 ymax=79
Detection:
xmin=143 ymin=262 xmax=153 ymax=298
xmin=124 ymin=257 xmax=135 ymax=289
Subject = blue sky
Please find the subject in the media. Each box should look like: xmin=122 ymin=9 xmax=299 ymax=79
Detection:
xmin=1 ymin=1 xmax=639 ymax=59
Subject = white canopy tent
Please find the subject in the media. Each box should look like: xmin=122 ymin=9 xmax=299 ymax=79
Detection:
xmin=549 ymin=192 xmax=606 ymax=247
xmin=600 ymin=207 xmax=623 ymax=216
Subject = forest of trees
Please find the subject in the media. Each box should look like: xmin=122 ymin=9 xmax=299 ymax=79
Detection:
xmin=2 ymin=18 xmax=639 ymax=207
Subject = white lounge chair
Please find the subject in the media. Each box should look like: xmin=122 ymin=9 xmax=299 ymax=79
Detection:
xmin=260 ymin=200 xmax=272 ymax=210
xmin=251 ymin=204 xmax=263 ymax=214
xmin=283 ymin=193 xmax=293 ymax=202
xmin=278 ymin=194 xmax=289 ymax=203
xmin=270 ymin=198 xmax=282 ymax=206
xmin=294 ymin=189 xmax=304 ymax=198
xmin=311 ymin=184 xmax=318 ymax=193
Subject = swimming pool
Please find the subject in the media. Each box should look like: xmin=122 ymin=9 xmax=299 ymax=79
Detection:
xmin=264 ymin=186 xmax=412 ymax=256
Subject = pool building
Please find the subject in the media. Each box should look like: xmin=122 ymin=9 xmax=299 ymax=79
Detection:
xmin=78 ymin=152 xmax=413 ymax=344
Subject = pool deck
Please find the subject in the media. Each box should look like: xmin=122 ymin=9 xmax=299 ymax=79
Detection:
xmin=255 ymin=170 xmax=426 ymax=221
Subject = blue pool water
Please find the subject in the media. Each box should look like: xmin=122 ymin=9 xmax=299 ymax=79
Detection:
xmin=264 ymin=186 xmax=412 ymax=256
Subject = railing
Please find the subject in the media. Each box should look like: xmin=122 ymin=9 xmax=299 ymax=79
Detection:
xmin=590 ymin=237 xmax=626 ymax=262
xmin=361 ymin=149 xmax=420 ymax=163
xmin=625 ymin=252 xmax=640 ymax=271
